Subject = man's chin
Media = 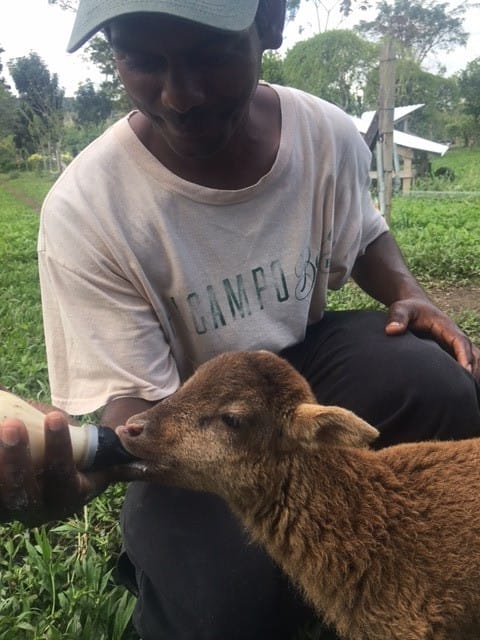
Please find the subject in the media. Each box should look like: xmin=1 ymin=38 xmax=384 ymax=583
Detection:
xmin=165 ymin=134 xmax=231 ymax=162
xmin=148 ymin=118 xmax=232 ymax=161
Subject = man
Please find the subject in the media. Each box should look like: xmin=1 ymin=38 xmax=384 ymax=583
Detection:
xmin=1 ymin=1 xmax=480 ymax=638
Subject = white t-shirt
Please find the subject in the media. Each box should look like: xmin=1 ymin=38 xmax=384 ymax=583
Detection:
xmin=38 ymin=84 xmax=388 ymax=415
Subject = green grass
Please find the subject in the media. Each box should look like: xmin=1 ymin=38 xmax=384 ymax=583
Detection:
xmin=391 ymin=196 xmax=480 ymax=284
xmin=1 ymin=157 xmax=480 ymax=639
xmin=0 ymin=495 xmax=136 ymax=640
xmin=3 ymin=172 xmax=56 ymax=206
xmin=328 ymin=193 xmax=480 ymax=344
xmin=0 ymin=188 xmax=48 ymax=398
xmin=430 ymin=147 xmax=480 ymax=192
xmin=0 ymin=173 xmax=139 ymax=640
xmin=414 ymin=147 xmax=480 ymax=193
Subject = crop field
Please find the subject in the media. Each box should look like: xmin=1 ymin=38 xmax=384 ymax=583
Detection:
xmin=0 ymin=149 xmax=479 ymax=638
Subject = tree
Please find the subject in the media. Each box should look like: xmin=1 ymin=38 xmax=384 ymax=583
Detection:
xmin=261 ymin=51 xmax=286 ymax=85
xmin=0 ymin=45 xmax=19 ymax=169
xmin=8 ymin=52 xmax=65 ymax=166
xmin=85 ymin=36 xmax=131 ymax=111
xmin=356 ymin=0 xmax=468 ymax=65
xmin=0 ymin=45 xmax=7 ymax=85
xmin=445 ymin=112 xmax=479 ymax=147
xmin=0 ymin=78 xmax=17 ymax=139
xmin=459 ymin=58 xmax=480 ymax=125
xmin=283 ymin=30 xmax=378 ymax=114
xmin=0 ymin=46 xmax=16 ymax=134
xmin=363 ymin=57 xmax=460 ymax=140
xmin=73 ymin=80 xmax=113 ymax=126
xmin=48 ymin=0 xmax=130 ymax=110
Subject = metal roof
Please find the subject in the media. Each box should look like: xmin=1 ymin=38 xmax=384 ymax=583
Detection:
xmin=360 ymin=104 xmax=425 ymax=126
xmin=351 ymin=106 xmax=449 ymax=156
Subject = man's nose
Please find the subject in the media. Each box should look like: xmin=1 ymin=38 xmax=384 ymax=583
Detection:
xmin=160 ymin=63 xmax=205 ymax=113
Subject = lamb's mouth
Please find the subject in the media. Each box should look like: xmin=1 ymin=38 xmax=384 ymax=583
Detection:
xmin=119 ymin=459 xmax=171 ymax=482
xmin=116 ymin=425 xmax=173 ymax=476
xmin=125 ymin=460 xmax=152 ymax=476
xmin=118 ymin=440 xmax=156 ymax=463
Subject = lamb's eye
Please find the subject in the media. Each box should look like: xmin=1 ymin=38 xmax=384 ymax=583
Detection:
xmin=221 ymin=413 xmax=243 ymax=429
xmin=198 ymin=416 xmax=211 ymax=429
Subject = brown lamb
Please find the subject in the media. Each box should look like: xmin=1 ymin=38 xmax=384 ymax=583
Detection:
xmin=117 ymin=350 xmax=480 ymax=640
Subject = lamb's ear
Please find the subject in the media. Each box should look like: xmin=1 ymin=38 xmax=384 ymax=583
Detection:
xmin=287 ymin=403 xmax=379 ymax=449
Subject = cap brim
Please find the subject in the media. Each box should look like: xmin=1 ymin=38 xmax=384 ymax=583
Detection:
xmin=67 ymin=0 xmax=260 ymax=52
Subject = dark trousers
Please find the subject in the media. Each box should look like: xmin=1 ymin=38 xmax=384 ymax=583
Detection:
xmin=119 ymin=311 xmax=480 ymax=640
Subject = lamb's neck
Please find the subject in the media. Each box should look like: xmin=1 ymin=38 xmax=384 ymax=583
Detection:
xmin=227 ymin=447 xmax=406 ymax=622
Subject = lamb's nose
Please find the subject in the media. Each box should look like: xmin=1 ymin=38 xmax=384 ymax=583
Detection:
xmin=122 ymin=421 xmax=145 ymax=437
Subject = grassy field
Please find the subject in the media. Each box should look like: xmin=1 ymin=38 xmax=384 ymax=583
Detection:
xmin=0 ymin=175 xmax=139 ymax=640
xmin=0 ymin=151 xmax=480 ymax=638
xmin=415 ymin=147 xmax=480 ymax=193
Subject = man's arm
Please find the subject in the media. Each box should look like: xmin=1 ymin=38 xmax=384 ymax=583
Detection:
xmin=352 ymin=230 xmax=480 ymax=381
xmin=351 ymin=230 xmax=425 ymax=305
xmin=100 ymin=397 xmax=158 ymax=429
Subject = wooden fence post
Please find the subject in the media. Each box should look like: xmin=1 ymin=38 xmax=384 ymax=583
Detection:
xmin=378 ymin=38 xmax=396 ymax=222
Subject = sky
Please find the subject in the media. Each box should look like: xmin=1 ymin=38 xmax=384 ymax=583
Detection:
xmin=1 ymin=0 xmax=480 ymax=97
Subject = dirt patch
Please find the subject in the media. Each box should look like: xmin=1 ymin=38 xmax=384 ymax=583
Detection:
xmin=425 ymin=282 xmax=480 ymax=316
xmin=0 ymin=177 xmax=42 ymax=213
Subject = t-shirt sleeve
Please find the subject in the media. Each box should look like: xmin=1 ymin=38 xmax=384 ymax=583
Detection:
xmin=38 ymin=199 xmax=180 ymax=416
xmin=327 ymin=112 xmax=389 ymax=289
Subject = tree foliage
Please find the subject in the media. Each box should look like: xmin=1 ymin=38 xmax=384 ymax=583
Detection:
xmin=356 ymin=0 xmax=468 ymax=64
xmin=0 ymin=45 xmax=6 ymax=85
xmin=261 ymin=51 xmax=286 ymax=85
xmin=459 ymin=58 xmax=480 ymax=124
xmin=17 ymin=0 xmax=480 ymax=155
xmin=0 ymin=45 xmax=19 ymax=169
xmin=286 ymin=0 xmax=371 ymax=23
xmin=0 ymin=81 xmax=17 ymax=140
xmin=85 ymin=36 xmax=131 ymax=110
xmin=73 ymin=80 xmax=113 ymax=126
xmin=8 ymin=52 xmax=65 ymax=156
xmin=48 ymin=1 xmax=129 ymax=110
xmin=283 ymin=29 xmax=378 ymax=114
xmin=0 ymin=46 xmax=16 ymax=132
xmin=364 ymin=57 xmax=460 ymax=139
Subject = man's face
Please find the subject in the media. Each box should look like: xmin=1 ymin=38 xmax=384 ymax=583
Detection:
xmin=109 ymin=13 xmax=264 ymax=160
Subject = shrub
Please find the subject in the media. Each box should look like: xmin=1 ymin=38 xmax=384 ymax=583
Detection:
xmin=26 ymin=153 xmax=44 ymax=173
xmin=0 ymin=136 xmax=18 ymax=172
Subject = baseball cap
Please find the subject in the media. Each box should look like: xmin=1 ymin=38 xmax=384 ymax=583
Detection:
xmin=67 ymin=0 xmax=261 ymax=52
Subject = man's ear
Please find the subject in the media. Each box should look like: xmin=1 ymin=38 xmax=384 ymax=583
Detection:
xmin=286 ymin=403 xmax=379 ymax=449
xmin=256 ymin=0 xmax=286 ymax=50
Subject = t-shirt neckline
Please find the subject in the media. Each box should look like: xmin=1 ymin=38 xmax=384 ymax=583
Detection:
xmin=113 ymin=84 xmax=295 ymax=205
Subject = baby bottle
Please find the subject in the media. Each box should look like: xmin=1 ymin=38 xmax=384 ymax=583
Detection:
xmin=0 ymin=389 xmax=137 ymax=470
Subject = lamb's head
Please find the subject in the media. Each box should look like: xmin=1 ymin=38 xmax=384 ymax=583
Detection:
xmin=116 ymin=351 xmax=379 ymax=495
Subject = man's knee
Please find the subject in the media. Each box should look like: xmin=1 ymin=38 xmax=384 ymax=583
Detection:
xmin=282 ymin=310 xmax=480 ymax=447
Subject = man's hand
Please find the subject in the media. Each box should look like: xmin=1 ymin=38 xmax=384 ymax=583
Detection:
xmin=352 ymin=232 xmax=480 ymax=383
xmin=0 ymin=412 xmax=112 ymax=526
xmin=385 ymin=297 xmax=480 ymax=382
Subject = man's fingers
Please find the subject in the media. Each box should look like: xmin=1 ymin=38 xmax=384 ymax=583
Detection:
xmin=385 ymin=302 xmax=412 ymax=335
xmin=0 ymin=414 xmax=110 ymax=525
xmin=43 ymin=412 xmax=74 ymax=470
xmin=449 ymin=334 xmax=473 ymax=372
xmin=43 ymin=412 xmax=84 ymax=508
xmin=0 ymin=420 xmax=41 ymax=518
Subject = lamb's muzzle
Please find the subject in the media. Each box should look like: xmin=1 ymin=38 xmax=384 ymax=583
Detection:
xmin=122 ymin=420 xmax=145 ymax=438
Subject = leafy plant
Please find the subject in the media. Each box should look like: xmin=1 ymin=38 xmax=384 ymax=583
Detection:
xmin=0 ymin=489 xmax=138 ymax=640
